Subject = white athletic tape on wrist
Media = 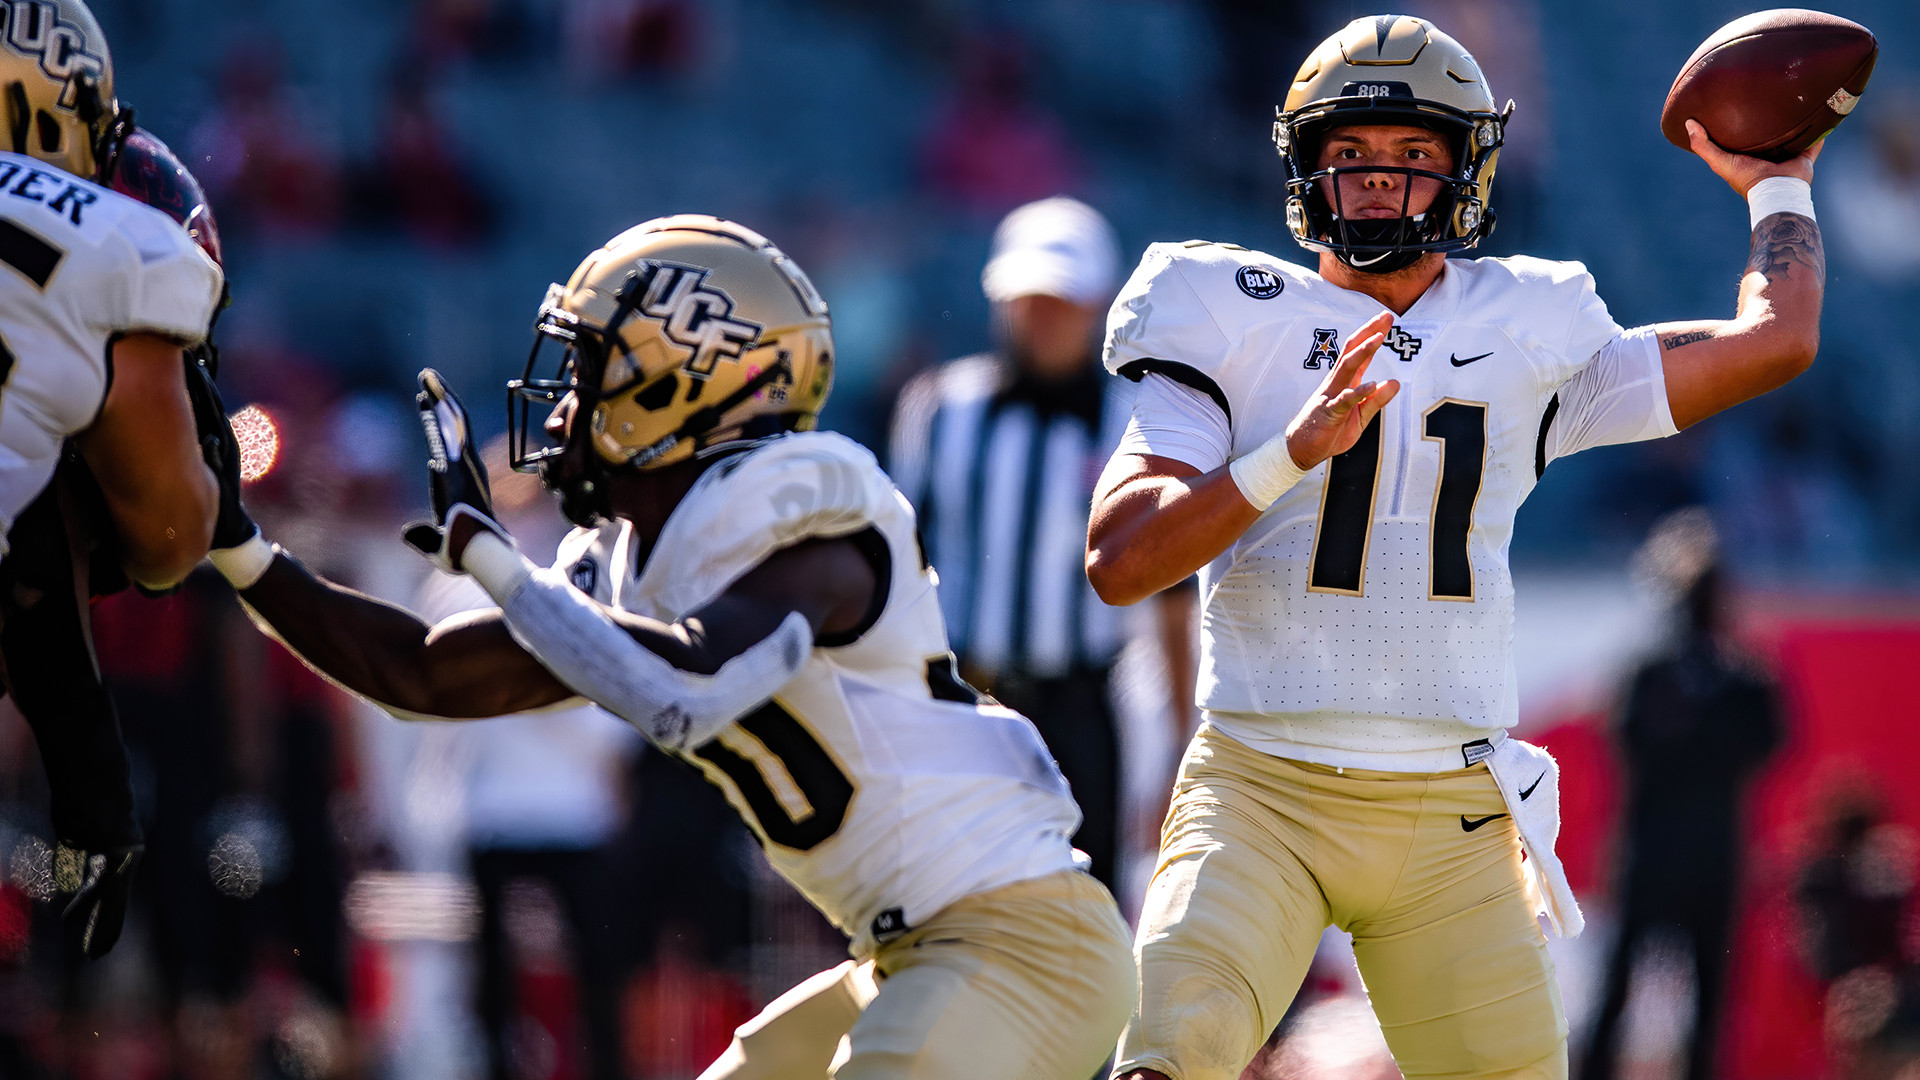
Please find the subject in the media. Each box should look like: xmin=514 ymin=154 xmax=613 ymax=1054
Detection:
xmin=1228 ymin=434 xmax=1309 ymax=511
xmin=1748 ymin=176 xmax=1814 ymax=230
xmin=207 ymin=532 xmax=277 ymax=589
xmin=466 ymin=531 xmax=814 ymax=751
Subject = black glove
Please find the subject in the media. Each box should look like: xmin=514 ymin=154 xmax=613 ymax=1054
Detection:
xmin=182 ymin=353 xmax=258 ymax=551
xmin=403 ymin=368 xmax=504 ymax=572
xmin=55 ymin=842 xmax=142 ymax=960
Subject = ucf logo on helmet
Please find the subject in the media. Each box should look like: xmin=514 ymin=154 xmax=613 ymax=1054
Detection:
xmin=631 ymin=261 xmax=763 ymax=377
xmin=0 ymin=1 xmax=105 ymax=104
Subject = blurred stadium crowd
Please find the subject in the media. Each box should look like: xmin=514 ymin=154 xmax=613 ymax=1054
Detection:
xmin=0 ymin=0 xmax=1916 ymax=1078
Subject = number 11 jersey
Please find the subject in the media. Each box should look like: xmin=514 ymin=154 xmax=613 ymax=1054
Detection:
xmin=1104 ymin=241 xmax=1675 ymax=771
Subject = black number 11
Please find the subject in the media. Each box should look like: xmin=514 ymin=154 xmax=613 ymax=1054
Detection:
xmin=1307 ymin=399 xmax=1487 ymax=600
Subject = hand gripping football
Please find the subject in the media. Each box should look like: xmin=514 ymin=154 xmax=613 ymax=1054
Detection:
xmin=1661 ymin=8 xmax=1877 ymax=161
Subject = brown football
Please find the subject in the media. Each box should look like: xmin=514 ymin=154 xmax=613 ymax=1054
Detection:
xmin=1661 ymin=8 xmax=1877 ymax=161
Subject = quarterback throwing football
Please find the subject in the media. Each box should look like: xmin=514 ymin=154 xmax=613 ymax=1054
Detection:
xmin=206 ymin=217 xmax=1134 ymax=1080
xmin=1086 ymin=15 xmax=1824 ymax=1080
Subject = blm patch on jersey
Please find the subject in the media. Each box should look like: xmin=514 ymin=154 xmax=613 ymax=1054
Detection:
xmin=1304 ymin=328 xmax=1339 ymax=369
xmin=1236 ymin=265 xmax=1284 ymax=300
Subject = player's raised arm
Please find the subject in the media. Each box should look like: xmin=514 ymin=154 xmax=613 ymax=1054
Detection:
xmin=1086 ymin=311 xmax=1398 ymax=606
xmin=208 ymin=369 xmax=874 ymax=741
xmin=1654 ymin=123 xmax=1824 ymax=430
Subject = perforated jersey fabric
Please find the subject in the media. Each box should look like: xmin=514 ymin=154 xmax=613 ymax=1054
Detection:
xmin=1104 ymin=242 xmax=1674 ymax=770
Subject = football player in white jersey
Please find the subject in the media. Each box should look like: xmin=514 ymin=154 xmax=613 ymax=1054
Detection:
xmin=0 ymin=0 xmax=223 ymax=580
xmin=202 ymin=216 xmax=1136 ymax=1080
xmin=0 ymin=0 xmax=228 ymax=960
xmin=1085 ymin=15 xmax=1826 ymax=1080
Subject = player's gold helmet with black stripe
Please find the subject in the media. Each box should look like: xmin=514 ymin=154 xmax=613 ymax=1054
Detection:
xmin=509 ymin=215 xmax=834 ymax=526
xmin=0 ymin=0 xmax=130 ymax=182
xmin=1274 ymin=14 xmax=1513 ymax=274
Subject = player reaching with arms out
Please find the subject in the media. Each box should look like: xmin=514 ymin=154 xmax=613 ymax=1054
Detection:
xmin=1086 ymin=15 xmax=1822 ymax=1080
xmin=202 ymin=216 xmax=1135 ymax=1080
xmin=0 ymin=0 xmax=228 ymax=959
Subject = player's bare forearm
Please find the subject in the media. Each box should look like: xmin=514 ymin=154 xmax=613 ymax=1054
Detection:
xmin=1659 ymin=124 xmax=1826 ymax=429
xmin=1086 ymin=455 xmax=1259 ymax=606
xmin=77 ymin=334 xmax=218 ymax=587
xmin=1657 ymin=211 xmax=1824 ymax=429
xmin=234 ymin=553 xmax=574 ymax=718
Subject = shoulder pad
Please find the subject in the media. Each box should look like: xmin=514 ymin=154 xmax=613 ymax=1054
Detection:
xmin=110 ymin=200 xmax=224 ymax=344
xmin=0 ymin=152 xmax=227 ymax=345
xmin=1104 ymin=242 xmax=1304 ymax=424
xmin=1460 ymin=255 xmax=1618 ymax=370
xmin=646 ymin=432 xmax=896 ymax=616
xmin=1103 ymin=243 xmax=1230 ymax=380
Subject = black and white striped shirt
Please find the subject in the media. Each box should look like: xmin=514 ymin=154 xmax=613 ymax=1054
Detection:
xmin=889 ymin=354 xmax=1129 ymax=680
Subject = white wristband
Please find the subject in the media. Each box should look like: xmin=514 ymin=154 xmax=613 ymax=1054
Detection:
xmin=1748 ymin=176 xmax=1814 ymax=229
xmin=208 ymin=532 xmax=277 ymax=590
xmin=1228 ymin=434 xmax=1309 ymax=511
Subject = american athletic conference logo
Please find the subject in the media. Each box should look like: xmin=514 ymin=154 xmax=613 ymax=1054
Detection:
xmin=1236 ymin=265 xmax=1284 ymax=300
xmin=628 ymin=261 xmax=764 ymax=377
xmin=0 ymin=2 xmax=106 ymax=101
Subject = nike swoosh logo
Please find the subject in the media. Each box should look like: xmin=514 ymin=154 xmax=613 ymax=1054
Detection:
xmin=1520 ymin=772 xmax=1546 ymax=801
xmin=1449 ymin=351 xmax=1493 ymax=367
xmin=1461 ymin=813 xmax=1507 ymax=832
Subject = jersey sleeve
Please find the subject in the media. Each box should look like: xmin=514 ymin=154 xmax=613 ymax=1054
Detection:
xmin=1103 ymin=244 xmax=1235 ymax=421
xmin=1113 ymin=372 xmax=1232 ymax=472
xmin=1539 ymin=325 xmax=1677 ymax=469
xmin=111 ymin=205 xmax=223 ymax=344
xmin=646 ymin=433 xmax=895 ymax=617
xmin=1560 ymin=264 xmax=1623 ymax=370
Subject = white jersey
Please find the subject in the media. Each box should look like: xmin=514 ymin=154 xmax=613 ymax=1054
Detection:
xmin=1105 ymin=241 xmax=1675 ymax=771
xmin=0 ymin=151 xmax=223 ymax=548
xmin=554 ymin=431 xmax=1082 ymax=954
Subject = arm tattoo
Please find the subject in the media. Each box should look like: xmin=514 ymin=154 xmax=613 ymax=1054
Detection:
xmin=1748 ymin=212 xmax=1825 ymax=284
xmin=1663 ymin=330 xmax=1714 ymax=351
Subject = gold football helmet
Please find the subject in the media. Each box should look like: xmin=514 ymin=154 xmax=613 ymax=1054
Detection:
xmin=509 ymin=215 xmax=833 ymax=525
xmin=1274 ymin=14 xmax=1513 ymax=273
xmin=0 ymin=0 xmax=128 ymax=181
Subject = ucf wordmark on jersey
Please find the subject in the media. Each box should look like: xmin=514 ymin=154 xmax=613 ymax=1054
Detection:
xmin=1105 ymin=241 xmax=1674 ymax=771
xmin=554 ymin=429 xmax=1084 ymax=955
xmin=0 ymin=149 xmax=223 ymax=549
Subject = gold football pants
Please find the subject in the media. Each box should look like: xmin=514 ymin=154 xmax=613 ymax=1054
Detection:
xmin=699 ymin=869 xmax=1136 ymax=1080
xmin=1117 ymin=724 xmax=1566 ymax=1080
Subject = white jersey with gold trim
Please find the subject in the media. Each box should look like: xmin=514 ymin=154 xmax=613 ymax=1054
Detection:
xmin=1104 ymin=241 xmax=1675 ymax=771
xmin=554 ymin=431 xmax=1082 ymax=954
xmin=0 ymin=151 xmax=223 ymax=549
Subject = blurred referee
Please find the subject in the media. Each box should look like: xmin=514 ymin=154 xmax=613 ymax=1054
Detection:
xmin=890 ymin=197 xmax=1194 ymax=892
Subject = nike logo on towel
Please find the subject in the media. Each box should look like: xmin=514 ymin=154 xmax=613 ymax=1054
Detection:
xmin=1520 ymin=772 xmax=1545 ymax=801
xmin=1460 ymin=814 xmax=1507 ymax=832
xmin=1449 ymin=351 xmax=1493 ymax=367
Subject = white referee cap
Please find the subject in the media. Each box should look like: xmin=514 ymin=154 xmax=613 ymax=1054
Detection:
xmin=980 ymin=196 xmax=1119 ymax=307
